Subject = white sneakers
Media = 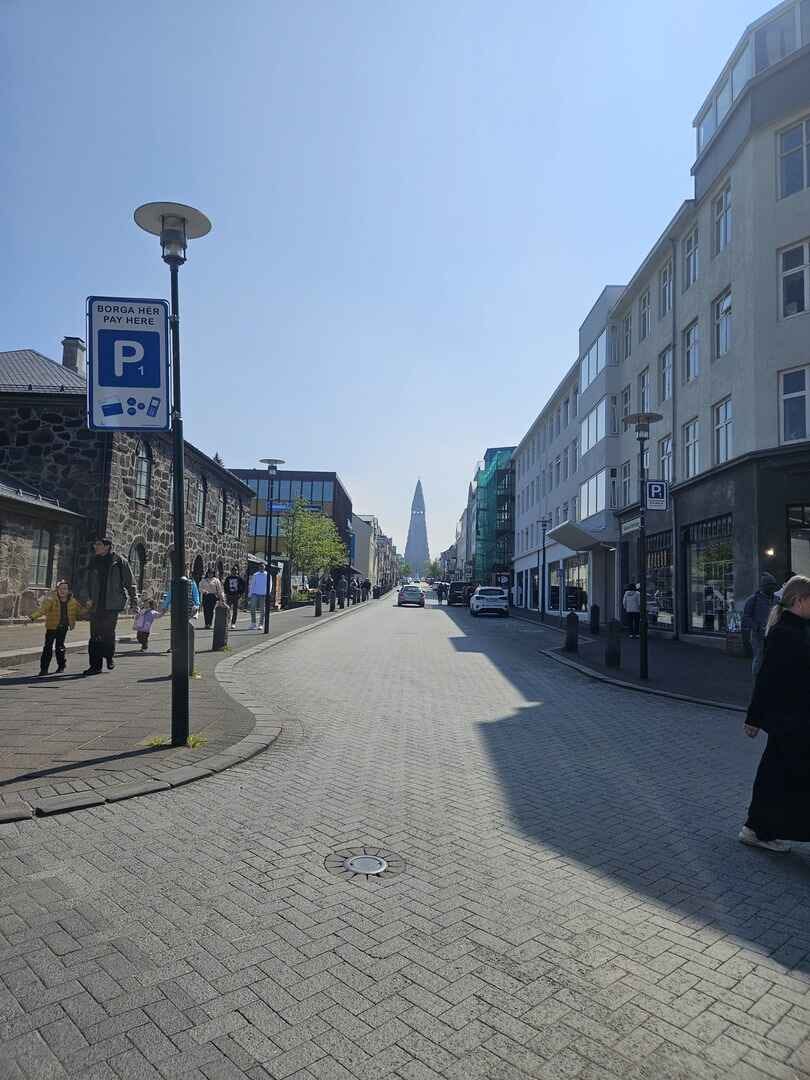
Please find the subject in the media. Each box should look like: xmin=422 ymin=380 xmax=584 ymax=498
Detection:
xmin=739 ymin=826 xmax=791 ymax=853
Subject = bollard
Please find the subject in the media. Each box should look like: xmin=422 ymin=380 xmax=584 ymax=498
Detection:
xmin=187 ymin=617 xmax=195 ymax=675
xmin=315 ymin=591 xmax=322 ymax=617
xmin=212 ymin=602 xmax=229 ymax=651
xmin=329 ymin=589 xmax=336 ymax=612
xmin=590 ymin=604 xmax=600 ymax=635
xmin=338 ymin=595 xmax=345 ymax=609
xmin=605 ymin=619 xmax=622 ymax=668
xmin=564 ymin=611 xmax=579 ymax=652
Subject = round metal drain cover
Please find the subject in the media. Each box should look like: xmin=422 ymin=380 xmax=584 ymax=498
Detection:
xmin=345 ymin=854 xmax=387 ymax=875
xmin=324 ymin=847 xmax=405 ymax=884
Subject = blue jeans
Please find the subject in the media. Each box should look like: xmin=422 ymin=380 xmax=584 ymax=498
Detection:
xmin=249 ymin=594 xmax=268 ymax=626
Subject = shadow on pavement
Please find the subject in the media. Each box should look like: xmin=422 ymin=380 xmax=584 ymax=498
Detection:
xmin=439 ymin=602 xmax=810 ymax=974
xmin=0 ymin=743 xmax=173 ymax=787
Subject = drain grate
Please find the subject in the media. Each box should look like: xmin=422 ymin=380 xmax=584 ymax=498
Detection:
xmin=324 ymin=847 xmax=405 ymax=883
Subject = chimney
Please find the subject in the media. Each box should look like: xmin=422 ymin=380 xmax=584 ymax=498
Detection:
xmin=61 ymin=336 xmax=86 ymax=376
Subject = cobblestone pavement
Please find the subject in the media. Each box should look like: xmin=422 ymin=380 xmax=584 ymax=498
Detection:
xmin=2 ymin=596 xmax=810 ymax=1079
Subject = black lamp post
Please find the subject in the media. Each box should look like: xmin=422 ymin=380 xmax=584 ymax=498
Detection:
xmin=259 ymin=458 xmax=285 ymax=634
xmin=537 ymin=515 xmax=551 ymax=619
xmin=623 ymin=411 xmax=662 ymax=680
xmin=134 ymin=202 xmax=211 ymax=746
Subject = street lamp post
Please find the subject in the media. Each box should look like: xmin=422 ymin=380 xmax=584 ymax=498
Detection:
xmin=623 ymin=412 xmax=663 ymax=680
xmin=537 ymin=516 xmax=551 ymax=620
xmin=259 ymin=458 xmax=285 ymax=635
xmin=134 ymin=202 xmax=211 ymax=746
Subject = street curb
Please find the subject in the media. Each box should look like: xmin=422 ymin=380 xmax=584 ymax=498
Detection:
xmin=0 ymin=598 xmax=380 ymax=824
xmin=509 ymin=611 xmax=595 ymax=644
xmin=540 ymin=647 xmax=747 ymax=713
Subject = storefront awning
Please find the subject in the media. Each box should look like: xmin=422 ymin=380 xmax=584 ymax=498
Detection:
xmin=547 ymin=521 xmax=614 ymax=551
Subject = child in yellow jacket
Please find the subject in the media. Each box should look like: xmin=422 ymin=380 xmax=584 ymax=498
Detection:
xmin=30 ymin=580 xmax=85 ymax=675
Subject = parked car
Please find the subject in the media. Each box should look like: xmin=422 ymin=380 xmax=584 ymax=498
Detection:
xmin=470 ymin=586 xmax=509 ymax=617
xmin=397 ymin=584 xmax=425 ymax=608
xmin=447 ymin=582 xmax=474 ymax=606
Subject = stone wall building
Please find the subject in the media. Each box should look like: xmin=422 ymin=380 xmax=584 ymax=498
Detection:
xmin=0 ymin=340 xmax=253 ymax=620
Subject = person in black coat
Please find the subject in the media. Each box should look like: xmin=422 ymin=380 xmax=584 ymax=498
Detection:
xmin=740 ymin=575 xmax=810 ymax=852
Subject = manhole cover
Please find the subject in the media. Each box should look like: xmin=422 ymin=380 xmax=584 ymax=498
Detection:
xmin=324 ymin=847 xmax=405 ymax=883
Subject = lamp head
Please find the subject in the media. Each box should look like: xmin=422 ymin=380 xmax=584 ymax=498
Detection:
xmin=134 ymin=202 xmax=212 ymax=267
xmin=623 ymin=411 xmax=663 ymax=441
xmin=259 ymin=457 xmax=285 ymax=475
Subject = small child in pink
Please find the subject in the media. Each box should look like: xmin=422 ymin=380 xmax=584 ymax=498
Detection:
xmin=133 ymin=603 xmax=162 ymax=651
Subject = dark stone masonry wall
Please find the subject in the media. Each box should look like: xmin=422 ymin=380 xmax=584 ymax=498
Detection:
xmin=0 ymin=514 xmax=77 ymax=620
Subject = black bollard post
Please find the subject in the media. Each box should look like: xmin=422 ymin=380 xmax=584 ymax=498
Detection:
xmin=329 ymin=589 xmax=336 ymax=612
xmin=605 ymin=619 xmax=622 ymax=668
xmin=187 ymin=617 xmax=195 ymax=676
xmin=590 ymin=604 xmax=600 ymax=635
xmin=338 ymin=595 xmax=345 ymax=609
xmin=564 ymin=611 xmax=579 ymax=652
xmin=314 ymin=591 xmax=322 ymax=617
xmin=212 ymin=603 xmax=229 ymax=651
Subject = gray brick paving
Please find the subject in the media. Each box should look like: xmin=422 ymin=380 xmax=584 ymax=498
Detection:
xmin=1 ymin=597 xmax=810 ymax=1078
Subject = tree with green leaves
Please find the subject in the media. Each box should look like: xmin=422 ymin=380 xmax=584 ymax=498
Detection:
xmin=426 ymin=559 xmax=442 ymax=580
xmin=281 ymin=498 xmax=348 ymax=580
xmin=399 ymin=561 xmax=413 ymax=579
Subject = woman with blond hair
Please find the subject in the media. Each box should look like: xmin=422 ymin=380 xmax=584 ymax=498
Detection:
xmin=740 ymin=574 xmax=810 ymax=852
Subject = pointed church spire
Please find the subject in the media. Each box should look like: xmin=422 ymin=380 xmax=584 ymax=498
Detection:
xmin=404 ymin=480 xmax=430 ymax=574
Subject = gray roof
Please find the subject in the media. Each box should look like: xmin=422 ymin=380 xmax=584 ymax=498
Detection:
xmin=0 ymin=469 xmax=83 ymax=518
xmin=0 ymin=348 xmax=85 ymax=393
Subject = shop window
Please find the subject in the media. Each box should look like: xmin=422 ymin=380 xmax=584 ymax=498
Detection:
xmin=564 ymin=554 xmax=589 ymax=612
xmin=788 ymin=505 xmax=810 ymax=577
xmin=686 ymin=515 xmax=735 ymax=634
xmin=647 ymin=531 xmax=674 ymax=628
xmin=548 ymin=562 xmax=562 ymax=612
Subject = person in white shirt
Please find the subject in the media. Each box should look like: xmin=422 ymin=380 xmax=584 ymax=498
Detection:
xmin=248 ymin=564 xmax=269 ymax=630
xmin=622 ymin=583 xmax=641 ymax=638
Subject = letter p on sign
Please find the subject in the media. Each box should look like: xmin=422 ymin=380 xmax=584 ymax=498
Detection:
xmin=114 ymin=340 xmax=145 ymax=378
xmin=97 ymin=329 xmax=161 ymax=388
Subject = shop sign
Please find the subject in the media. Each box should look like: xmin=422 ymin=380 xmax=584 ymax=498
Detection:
xmin=621 ymin=517 xmax=641 ymax=535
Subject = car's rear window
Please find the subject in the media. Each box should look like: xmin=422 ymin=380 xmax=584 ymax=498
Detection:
xmin=478 ymin=588 xmax=505 ymax=596
xmin=402 ymin=587 xmax=421 ymax=595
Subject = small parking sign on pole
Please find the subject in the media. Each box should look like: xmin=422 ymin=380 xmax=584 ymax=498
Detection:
xmin=86 ymin=296 xmax=170 ymax=431
xmin=645 ymin=480 xmax=669 ymax=511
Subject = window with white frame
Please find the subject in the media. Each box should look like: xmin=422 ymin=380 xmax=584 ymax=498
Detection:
xmin=562 ymin=500 xmax=568 ymax=522
xmin=580 ymin=397 xmax=607 ymax=455
xmin=621 ymin=460 xmax=631 ymax=507
xmin=684 ymin=418 xmax=700 ymax=478
xmin=134 ymin=440 xmax=152 ymax=503
xmin=713 ymin=289 xmax=732 ymax=358
xmin=554 ymin=456 xmax=561 ymax=486
xmin=684 ymin=227 xmax=698 ymax=288
xmin=621 ymin=384 xmax=631 ymax=419
xmin=755 ymin=7 xmax=797 ymax=74
xmin=639 ymin=290 xmax=651 ymax=341
xmin=579 ymin=469 xmax=607 ymax=520
xmin=781 ymin=240 xmax=809 ymax=318
xmin=659 ymin=259 xmax=673 ymax=317
xmin=31 ymin=527 xmax=52 ymax=587
xmin=580 ymin=330 xmax=607 ymax=392
xmin=684 ymin=321 xmax=700 ymax=381
xmin=571 ymin=437 xmax=578 ymax=471
xmin=609 ymin=468 xmax=617 ymax=510
xmin=779 ymin=117 xmax=810 ymax=199
xmin=659 ymin=347 xmax=673 ymax=402
xmin=638 ymin=368 xmax=650 ymax=412
xmin=713 ymin=184 xmax=731 ymax=254
xmin=609 ymin=395 xmax=618 ymax=434
xmin=781 ymin=367 xmax=808 ymax=442
xmin=555 ymin=407 xmax=561 ymax=436
xmin=571 ymin=494 xmax=578 ymax=521
xmin=714 ymin=398 xmax=733 ymax=463
xmin=659 ymin=435 xmax=673 ymax=482
xmin=562 ymin=446 xmax=569 ymax=482
xmin=623 ymin=312 xmax=632 ymax=360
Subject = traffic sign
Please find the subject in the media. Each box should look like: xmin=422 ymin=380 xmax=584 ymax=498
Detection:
xmin=645 ymin=480 xmax=669 ymax=511
xmin=86 ymin=296 xmax=170 ymax=431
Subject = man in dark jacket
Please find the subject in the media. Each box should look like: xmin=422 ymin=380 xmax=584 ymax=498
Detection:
xmin=742 ymin=572 xmax=778 ymax=676
xmin=223 ymin=565 xmax=245 ymax=626
xmin=84 ymin=537 xmax=138 ymax=675
xmin=335 ymin=575 xmax=347 ymax=608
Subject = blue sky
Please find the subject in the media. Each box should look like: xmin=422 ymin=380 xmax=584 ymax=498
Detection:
xmin=2 ymin=0 xmax=768 ymax=555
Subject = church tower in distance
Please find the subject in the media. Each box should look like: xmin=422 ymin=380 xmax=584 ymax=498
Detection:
xmin=404 ymin=479 xmax=430 ymax=576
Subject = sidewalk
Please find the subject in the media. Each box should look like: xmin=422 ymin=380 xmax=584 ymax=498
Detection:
xmin=0 ymin=599 xmax=374 ymax=815
xmin=546 ymin=628 xmax=754 ymax=709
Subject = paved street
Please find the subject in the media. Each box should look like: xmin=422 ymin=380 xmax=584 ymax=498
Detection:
xmin=2 ymin=594 xmax=810 ymax=1080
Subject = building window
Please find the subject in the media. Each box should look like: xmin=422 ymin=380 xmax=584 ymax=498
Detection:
xmin=218 ymin=490 xmax=227 ymax=533
xmin=579 ymin=469 xmax=607 ymax=520
xmin=684 ymin=321 xmax=700 ymax=381
xmin=621 ymin=460 xmax=631 ymax=507
xmin=713 ymin=289 xmax=732 ymax=358
xmin=564 ymin=554 xmax=589 ymax=612
xmin=562 ymin=448 xmax=569 ymax=482
xmin=555 ymin=408 xmax=561 ymax=437
xmin=684 ymin=227 xmax=698 ymax=289
xmin=638 ymin=368 xmax=650 ymax=412
xmin=31 ymin=527 xmax=52 ymax=587
xmin=554 ymin=456 xmax=561 ymax=486
xmin=623 ymin=313 xmax=632 ymax=360
xmin=659 ymin=260 xmax=673 ymax=317
xmin=580 ymin=330 xmax=607 ymax=392
xmin=563 ymin=398 xmax=569 ymax=428
xmin=659 ymin=436 xmax=672 ymax=482
xmin=779 ymin=118 xmax=810 ymax=199
xmin=781 ymin=367 xmax=808 ymax=442
xmin=639 ymin=290 xmax=651 ymax=341
xmin=686 ymin=514 xmax=734 ymax=634
xmin=237 ymin=498 xmax=243 ymax=538
xmin=621 ymin=384 xmax=631 ymax=419
xmin=572 ymin=386 xmax=579 ymax=417
xmin=659 ymin=347 xmax=673 ymax=402
xmin=571 ymin=438 xmax=578 ymax=472
xmin=196 ymin=477 xmax=207 ymax=527
xmin=789 ymin=505 xmax=810 ymax=577
xmin=755 ymin=7 xmax=797 ymax=74
xmin=781 ymin=240 xmax=809 ymax=317
xmin=684 ymin=418 xmax=700 ymax=478
xmin=580 ymin=397 xmax=607 ymax=455
xmin=714 ymin=398 xmax=733 ymax=464
xmin=128 ymin=543 xmax=146 ymax=592
xmin=713 ymin=184 xmax=731 ymax=254
xmin=184 ymin=476 xmax=192 ymax=511
xmin=609 ymin=395 xmax=618 ymax=434
xmin=134 ymin=440 xmax=152 ymax=502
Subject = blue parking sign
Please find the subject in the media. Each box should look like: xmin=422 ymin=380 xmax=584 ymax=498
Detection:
xmin=87 ymin=297 xmax=170 ymax=431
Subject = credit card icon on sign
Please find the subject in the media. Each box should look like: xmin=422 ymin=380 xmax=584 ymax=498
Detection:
xmin=100 ymin=400 xmax=124 ymax=417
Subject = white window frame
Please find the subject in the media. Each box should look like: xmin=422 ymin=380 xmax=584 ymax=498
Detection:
xmin=31 ymin=527 xmax=52 ymax=587
xmin=638 ymin=368 xmax=650 ymax=412
xmin=713 ymin=398 xmax=733 ymax=464
xmin=778 ymin=117 xmax=810 ymax=199
xmin=659 ymin=347 xmax=673 ymax=402
xmin=780 ymin=239 xmax=810 ymax=319
xmin=713 ymin=288 xmax=732 ymax=359
xmin=659 ymin=260 xmax=673 ymax=318
xmin=620 ymin=460 xmax=631 ymax=507
xmin=579 ymin=468 xmax=607 ymax=521
xmin=580 ymin=397 xmax=607 ymax=456
xmin=684 ymin=321 xmax=700 ymax=381
xmin=780 ymin=365 xmax=809 ymax=444
xmin=623 ymin=313 xmax=632 ymax=360
xmin=713 ymin=183 xmax=731 ymax=255
xmin=621 ymin=385 xmax=631 ymax=419
xmin=683 ymin=227 xmax=698 ymax=289
xmin=639 ymin=290 xmax=651 ymax=341
xmin=684 ymin=418 xmax=700 ymax=478
xmin=659 ymin=435 xmax=673 ymax=482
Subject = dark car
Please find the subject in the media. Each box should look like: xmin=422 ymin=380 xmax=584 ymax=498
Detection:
xmin=447 ymin=582 xmax=474 ymax=606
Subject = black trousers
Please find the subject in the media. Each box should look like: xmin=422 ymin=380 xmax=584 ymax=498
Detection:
xmin=41 ymin=626 xmax=68 ymax=671
xmin=227 ymin=595 xmax=240 ymax=625
xmin=628 ymin=612 xmax=640 ymax=636
xmin=89 ymin=611 xmax=118 ymax=668
xmin=202 ymin=593 xmax=217 ymax=628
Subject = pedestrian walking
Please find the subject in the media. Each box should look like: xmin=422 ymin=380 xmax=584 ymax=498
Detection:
xmin=133 ymin=600 xmax=162 ymax=650
xmin=248 ymin=563 xmax=269 ymax=630
xmin=30 ymin=579 xmax=85 ymax=675
xmin=223 ymin=565 xmax=245 ymax=626
xmin=336 ymin=575 xmax=347 ymax=608
xmin=362 ymin=578 xmax=371 ymax=601
xmin=742 ymin=572 xmax=778 ymax=675
xmin=200 ymin=566 xmax=225 ymax=629
xmin=622 ymin=583 xmax=641 ymax=638
xmin=739 ymin=574 xmax=810 ymax=853
xmin=83 ymin=538 xmax=138 ymax=676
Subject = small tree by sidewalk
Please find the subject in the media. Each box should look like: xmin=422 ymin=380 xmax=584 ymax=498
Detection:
xmin=281 ymin=498 xmax=348 ymax=585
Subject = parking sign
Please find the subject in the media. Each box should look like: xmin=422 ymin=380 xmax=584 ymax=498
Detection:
xmin=645 ymin=480 xmax=669 ymax=511
xmin=86 ymin=296 xmax=170 ymax=431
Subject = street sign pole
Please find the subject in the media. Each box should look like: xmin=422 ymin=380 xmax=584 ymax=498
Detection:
xmin=168 ymin=264 xmax=190 ymax=745
xmin=639 ymin=438 xmax=649 ymax=680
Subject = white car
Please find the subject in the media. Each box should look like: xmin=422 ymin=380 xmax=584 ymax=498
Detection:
xmin=469 ymin=586 xmax=509 ymax=617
